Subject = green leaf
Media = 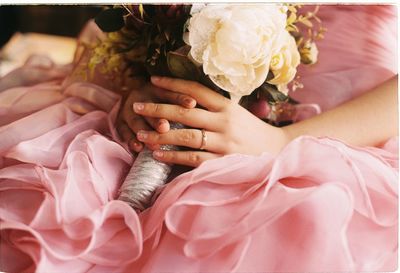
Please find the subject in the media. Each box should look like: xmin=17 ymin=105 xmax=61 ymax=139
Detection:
xmin=95 ymin=8 xmax=125 ymax=32
xmin=258 ymin=83 xmax=288 ymax=104
xmin=167 ymin=50 xmax=200 ymax=81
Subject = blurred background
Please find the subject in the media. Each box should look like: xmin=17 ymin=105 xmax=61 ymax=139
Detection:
xmin=0 ymin=5 xmax=102 ymax=47
xmin=0 ymin=5 xmax=103 ymax=75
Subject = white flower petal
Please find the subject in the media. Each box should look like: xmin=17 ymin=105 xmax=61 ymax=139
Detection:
xmin=187 ymin=4 xmax=290 ymax=96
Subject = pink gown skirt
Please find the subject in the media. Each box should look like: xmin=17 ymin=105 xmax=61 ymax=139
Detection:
xmin=0 ymin=5 xmax=397 ymax=273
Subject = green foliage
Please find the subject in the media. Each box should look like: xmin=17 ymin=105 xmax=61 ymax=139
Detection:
xmin=258 ymin=83 xmax=289 ymax=104
xmin=167 ymin=51 xmax=201 ymax=81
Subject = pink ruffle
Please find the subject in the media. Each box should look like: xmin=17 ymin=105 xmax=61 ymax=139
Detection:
xmin=136 ymin=136 xmax=397 ymax=272
xmin=0 ymin=75 xmax=142 ymax=272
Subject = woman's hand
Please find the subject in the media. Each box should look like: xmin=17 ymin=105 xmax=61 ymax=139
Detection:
xmin=132 ymin=76 xmax=290 ymax=167
xmin=130 ymin=75 xmax=398 ymax=167
xmin=116 ymin=81 xmax=197 ymax=153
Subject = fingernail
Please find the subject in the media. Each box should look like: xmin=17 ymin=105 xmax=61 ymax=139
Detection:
xmin=137 ymin=131 xmax=147 ymax=140
xmin=133 ymin=142 xmax=142 ymax=148
xmin=151 ymin=76 xmax=161 ymax=83
xmin=133 ymin=103 xmax=144 ymax=112
xmin=184 ymin=98 xmax=194 ymax=106
xmin=132 ymin=142 xmax=142 ymax=152
xmin=153 ymin=150 xmax=163 ymax=157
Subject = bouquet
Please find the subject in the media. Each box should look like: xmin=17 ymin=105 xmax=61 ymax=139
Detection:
xmin=90 ymin=4 xmax=325 ymax=211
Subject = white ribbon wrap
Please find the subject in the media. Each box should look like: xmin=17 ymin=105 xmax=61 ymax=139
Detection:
xmin=118 ymin=123 xmax=184 ymax=211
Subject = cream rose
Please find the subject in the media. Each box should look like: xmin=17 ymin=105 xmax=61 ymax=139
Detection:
xmin=267 ymin=30 xmax=301 ymax=94
xmin=186 ymin=4 xmax=288 ymax=99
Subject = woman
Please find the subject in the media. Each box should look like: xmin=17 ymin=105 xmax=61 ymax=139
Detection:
xmin=0 ymin=5 xmax=397 ymax=273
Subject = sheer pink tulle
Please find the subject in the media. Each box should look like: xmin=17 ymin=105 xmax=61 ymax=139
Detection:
xmin=0 ymin=5 xmax=398 ymax=273
xmin=293 ymin=5 xmax=397 ymax=111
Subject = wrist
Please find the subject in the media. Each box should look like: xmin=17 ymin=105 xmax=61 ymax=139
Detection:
xmin=280 ymin=125 xmax=296 ymax=149
xmin=260 ymin=126 xmax=293 ymax=156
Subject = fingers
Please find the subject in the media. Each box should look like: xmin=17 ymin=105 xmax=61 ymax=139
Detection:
xmin=117 ymin=122 xmax=132 ymax=142
xmin=151 ymin=76 xmax=230 ymax=111
xmin=152 ymin=150 xmax=221 ymax=167
xmin=150 ymin=85 xmax=197 ymax=109
xmin=133 ymin=102 xmax=221 ymax=131
xmin=124 ymin=114 xmax=153 ymax=135
xmin=144 ymin=117 xmax=170 ymax=133
xmin=116 ymin=122 xmax=143 ymax=152
xmin=123 ymin=116 xmax=164 ymax=150
xmin=129 ymin=138 xmax=144 ymax=153
xmin=136 ymin=129 xmax=225 ymax=153
xmin=117 ymin=121 xmax=160 ymax=151
xmin=123 ymin=84 xmax=195 ymax=134
xmin=120 ymin=97 xmax=165 ymax=151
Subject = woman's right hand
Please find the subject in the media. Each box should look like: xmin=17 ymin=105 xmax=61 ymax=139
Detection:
xmin=116 ymin=81 xmax=197 ymax=153
xmin=131 ymin=77 xmax=290 ymax=167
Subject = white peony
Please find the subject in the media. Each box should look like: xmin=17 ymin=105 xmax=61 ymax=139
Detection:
xmin=185 ymin=4 xmax=289 ymax=99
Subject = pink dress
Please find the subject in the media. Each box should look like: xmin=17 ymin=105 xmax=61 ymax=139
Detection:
xmin=0 ymin=5 xmax=397 ymax=273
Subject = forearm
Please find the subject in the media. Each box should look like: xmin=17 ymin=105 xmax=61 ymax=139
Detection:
xmin=284 ymin=76 xmax=398 ymax=147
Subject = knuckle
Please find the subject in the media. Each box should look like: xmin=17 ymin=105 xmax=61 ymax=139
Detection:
xmin=153 ymin=133 xmax=162 ymax=143
xmin=223 ymin=102 xmax=234 ymax=113
xmin=189 ymin=81 xmax=201 ymax=90
xmin=189 ymin=130 xmax=198 ymax=142
xmin=153 ymin=103 xmax=160 ymax=114
xmin=224 ymin=118 xmax=235 ymax=133
xmin=188 ymin=152 xmax=200 ymax=164
xmin=168 ymin=151 xmax=177 ymax=161
xmin=220 ymin=115 xmax=230 ymax=126
xmin=148 ymin=132 xmax=162 ymax=144
xmin=224 ymin=140 xmax=236 ymax=154
xmin=179 ymin=130 xmax=195 ymax=145
xmin=178 ymin=106 xmax=189 ymax=116
xmin=145 ymin=132 xmax=155 ymax=143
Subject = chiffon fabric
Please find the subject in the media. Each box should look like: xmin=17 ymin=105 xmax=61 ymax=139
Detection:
xmin=0 ymin=5 xmax=398 ymax=273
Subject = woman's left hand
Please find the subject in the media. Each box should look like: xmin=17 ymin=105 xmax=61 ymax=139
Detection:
xmin=116 ymin=81 xmax=197 ymax=153
xmin=132 ymin=76 xmax=290 ymax=167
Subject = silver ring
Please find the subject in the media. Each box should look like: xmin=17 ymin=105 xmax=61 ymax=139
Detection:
xmin=199 ymin=129 xmax=207 ymax=150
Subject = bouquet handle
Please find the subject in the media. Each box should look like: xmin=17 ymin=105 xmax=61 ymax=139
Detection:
xmin=118 ymin=122 xmax=184 ymax=211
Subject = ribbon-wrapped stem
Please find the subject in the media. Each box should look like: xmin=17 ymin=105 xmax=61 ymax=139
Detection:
xmin=118 ymin=122 xmax=184 ymax=211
